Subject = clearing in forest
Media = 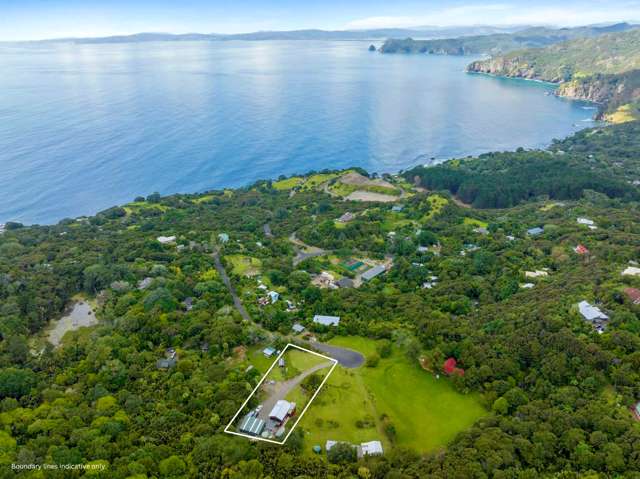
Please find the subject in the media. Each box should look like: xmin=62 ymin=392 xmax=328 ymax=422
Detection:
xmin=225 ymin=344 xmax=337 ymax=444
xmin=298 ymin=336 xmax=486 ymax=453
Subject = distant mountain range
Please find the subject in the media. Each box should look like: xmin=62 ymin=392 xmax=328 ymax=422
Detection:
xmin=379 ymin=22 xmax=639 ymax=55
xmin=17 ymin=25 xmax=528 ymax=44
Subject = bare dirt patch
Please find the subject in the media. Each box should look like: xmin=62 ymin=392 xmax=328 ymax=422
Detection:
xmin=345 ymin=191 xmax=398 ymax=203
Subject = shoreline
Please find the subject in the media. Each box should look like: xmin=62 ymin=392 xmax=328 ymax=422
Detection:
xmin=0 ymin=61 xmax=601 ymax=228
xmin=2 ymin=117 xmax=602 ymax=229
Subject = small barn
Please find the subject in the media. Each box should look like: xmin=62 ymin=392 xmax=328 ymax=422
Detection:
xmin=443 ymin=357 xmax=464 ymax=376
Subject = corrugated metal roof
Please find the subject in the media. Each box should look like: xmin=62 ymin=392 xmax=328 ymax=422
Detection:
xmin=313 ymin=315 xmax=340 ymax=326
xmin=239 ymin=414 xmax=265 ymax=435
xmin=361 ymin=264 xmax=386 ymax=281
xmin=269 ymin=400 xmax=293 ymax=422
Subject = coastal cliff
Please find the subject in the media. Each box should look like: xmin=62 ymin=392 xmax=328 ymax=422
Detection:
xmin=466 ymin=29 xmax=640 ymax=122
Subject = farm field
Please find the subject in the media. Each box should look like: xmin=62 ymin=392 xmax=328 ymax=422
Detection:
xmin=298 ymin=336 xmax=486 ymax=453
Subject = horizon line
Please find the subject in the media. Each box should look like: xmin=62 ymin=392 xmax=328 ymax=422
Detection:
xmin=2 ymin=20 xmax=637 ymax=43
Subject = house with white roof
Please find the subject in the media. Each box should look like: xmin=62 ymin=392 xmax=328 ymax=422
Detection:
xmin=313 ymin=315 xmax=340 ymax=327
xmin=525 ymin=270 xmax=549 ymax=279
xmin=157 ymin=235 xmax=176 ymax=244
xmin=269 ymin=400 xmax=295 ymax=424
xmin=358 ymin=440 xmax=384 ymax=458
xmin=578 ymin=301 xmax=609 ymax=333
xmin=622 ymin=266 xmax=640 ymax=277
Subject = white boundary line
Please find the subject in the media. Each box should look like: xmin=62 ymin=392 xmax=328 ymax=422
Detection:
xmin=224 ymin=342 xmax=338 ymax=445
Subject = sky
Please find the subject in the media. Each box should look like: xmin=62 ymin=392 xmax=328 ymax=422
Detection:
xmin=1 ymin=0 xmax=640 ymax=41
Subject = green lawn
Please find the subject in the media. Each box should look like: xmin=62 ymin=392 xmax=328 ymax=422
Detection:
xmin=273 ymin=177 xmax=304 ymax=190
xmin=298 ymin=336 xmax=486 ymax=453
xmin=246 ymin=345 xmax=278 ymax=374
xmin=463 ymin=217 xmax=489 ymax=228
xmin=227 ymin=255 xmax=262 ymax=277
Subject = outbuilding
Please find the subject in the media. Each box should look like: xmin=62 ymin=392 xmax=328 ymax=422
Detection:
xmin=362 ymin=264 xmax=387 ymax=281
xmin=359 ymin=440 xmax=384 ymax=457
xmin=239 ymin=413 xmax=265 ymax=436
xmin=269 ymin=400 xmax=295 ymax=424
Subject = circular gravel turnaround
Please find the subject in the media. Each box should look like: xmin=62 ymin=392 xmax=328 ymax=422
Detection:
xmin=308 ymin=342 xmax=365 ymax=368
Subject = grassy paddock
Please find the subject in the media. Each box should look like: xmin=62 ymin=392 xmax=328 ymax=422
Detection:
xmin=298 ymin=336 xmax=486 ymax=453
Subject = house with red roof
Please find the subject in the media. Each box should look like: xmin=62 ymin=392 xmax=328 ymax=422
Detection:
xmin=624 ymin=287 xmax=640 ymax=305
xmin=574 ymin=244 xmax=590 ymax=255
xmin=443 ymin=357 xmax=464 ymax=376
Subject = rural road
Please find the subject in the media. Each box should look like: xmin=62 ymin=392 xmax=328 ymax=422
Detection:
xmin=213 ymin=248 xmax=365 ymax=368
xmin=289 ymin=232 xmax=329 ymax=266
xmin=258 ymin=360 xmax=334 ymax=421
xmin=212 ymin=250 xmax=252 ymax=322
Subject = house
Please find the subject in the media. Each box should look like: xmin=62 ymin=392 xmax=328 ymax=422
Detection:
xmin=292 ymin=323 xmax=305 ymax=333
xmin=278 ymin=358 xmax=285 ymax=367
xmin=460 ymin=244 xmax=480 ymax=256
xmin=577 ymin=218 xmax=595 ymax=226
xmin=622 ymin=266 xmax=640 ymax=277
xmin=358 ymin=441 xmax=384 ymax=458
xmin=157 ymin=235 xmax=176 ymax=244
xmin=182 ymin=297 xmax=193 ymax=311
xmin=521 ymin=283 xmax=535 ymax=289
xmin=269 ymin=400 xmax=295 ymax=424
xmin=336 ymin=277 xmax=354 ymax=289
xmin=156 ymin=358 xmax=177 ymax=369
xmin=578 ymin=301 xmax=609 ymax=321
xmin=506 ymin=235 xmax=516 ymax=241
xmin=578 ymin=301 xmax=609 ymax=333
xmin=443 ymin=357 xmax=464 ymax=376
xmin=362 ymin=264 xmax=387 ymax=281
xmin=263 ymin=347 xmax=276 ymax=358
xmin=218 ymin=233 xmax=230 ymax=243
xmin=624 ymin=288 xmax=640 ymax=305
xmin=313 ymin=315 xmax=340 ymax=327
xmin=137 ymin=277 xmax=153 ymax=290
xmin=525 ymin=270 xmax=548 ymax=279
xmin=527 ymin=227 xmax=544 ymax=236
xmin=239 ymin=413 xmax=265 ymax=436
xmin=574 ymin=244 xmax=590 ymax=255
xmin=422 ymin=276 xmax=439 ymax=289
xmin=391 ymin=205 xmax=404 ymax=212
xmin=417 ymin=246 xmax=429 ymax=253
xmin=337 ymin=212 xmax=355 ymax=223
xmin=312 ymin=271 xmax=335 ymax=288
xmin=633 ymin=402 xmax=640 ymax=421
xmin=473 ymin=227 xmax=489 ymax=235
xmin=268 ymin=291 xmax=280 ymax=303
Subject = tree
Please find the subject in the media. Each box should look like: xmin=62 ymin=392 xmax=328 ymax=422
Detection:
xmin=492 ymin=397 xmax=509 ymax=415
xmin=0 ymin=368 xmax=36 ymax=399
xmin=327 ymin=442 xmax=356 ymax=464
xmin=159 ymin=455 xmax=187 ymax=477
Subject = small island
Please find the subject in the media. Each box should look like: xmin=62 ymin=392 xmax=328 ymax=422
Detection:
xmin=368 ymin=44 xmax=376 ymax=52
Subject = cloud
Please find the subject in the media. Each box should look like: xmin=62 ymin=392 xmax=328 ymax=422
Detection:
xmin=345 ymin=2 xmax=640 ymax=29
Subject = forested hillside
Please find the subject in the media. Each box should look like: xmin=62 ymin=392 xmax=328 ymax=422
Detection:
xmin=1 ymin=123 xmax=640 ymax=477
xmin=406 ymin=122 xmax=640 ymax=208
xmin=379 ymin=23 xmax=637 ymax=55
xmin=466 ymin=29 xmax=640 ymax=121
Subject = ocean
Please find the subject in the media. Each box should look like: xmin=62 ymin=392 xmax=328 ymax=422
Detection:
xmin=0 ymin=40 xmax=594 ymax=224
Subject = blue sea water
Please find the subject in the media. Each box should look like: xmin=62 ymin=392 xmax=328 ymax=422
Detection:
xmin=0 ymin=40 xmax=594 ymax=224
